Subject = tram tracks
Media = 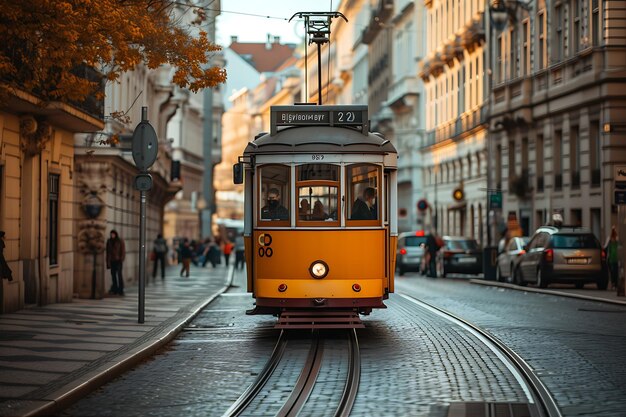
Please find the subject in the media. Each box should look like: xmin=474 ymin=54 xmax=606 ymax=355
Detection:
xmin=397 ymin=292 xmax=562 ymax=417
xmin=222 ymin=329 xmax=360 ymax=417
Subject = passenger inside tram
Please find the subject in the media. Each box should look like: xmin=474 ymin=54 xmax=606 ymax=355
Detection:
xmin=350 ymin=187 xmax=377 ymax=220
xmin=261 ymin=188 xmax=289 ymax=220
xmin=312 ymin=200 xmax=328 ymax=220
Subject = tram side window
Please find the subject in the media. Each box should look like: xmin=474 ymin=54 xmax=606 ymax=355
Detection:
xmin=296 ymin=164 xmax=339 ymax=224
xmin=260 ymin=165 xmax=290 ymax=221
xmin=347 ymin=164 xmax=380 ymax=222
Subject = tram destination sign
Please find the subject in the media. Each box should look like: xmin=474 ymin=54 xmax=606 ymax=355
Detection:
xmin=270 ymin=105 xmax=368 ymax=135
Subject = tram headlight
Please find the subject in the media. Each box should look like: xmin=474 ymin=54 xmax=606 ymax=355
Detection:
xmin=309 ymin=260 xmax=329 ymax=279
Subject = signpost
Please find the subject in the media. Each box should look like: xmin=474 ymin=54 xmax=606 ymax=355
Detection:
xmin=132 ymin=107 xmax=158 ymax=322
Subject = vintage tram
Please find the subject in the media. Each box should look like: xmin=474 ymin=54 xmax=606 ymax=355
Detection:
xmin=234 ymin=104 xmax=398 ymax=327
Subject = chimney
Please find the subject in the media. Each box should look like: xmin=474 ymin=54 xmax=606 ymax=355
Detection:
xmin=273 ymin=36 xmax=280 ymax=44
xmin=266 ymin=33 xmax=271 ymax=50
xmin=230 ymin=35 xmax=238 ymax=43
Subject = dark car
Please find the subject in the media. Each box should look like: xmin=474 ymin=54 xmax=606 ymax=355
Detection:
xmin=437 ymin=236 xmax=483 ymax=277
xmin=396 ymin=231 xmax=428 ymax=276
xmin=513 ymin=226 xmax=608 ymax=289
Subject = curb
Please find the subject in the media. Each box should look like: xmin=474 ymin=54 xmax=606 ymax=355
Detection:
xmin=21 ymin=266 xmax=236 ymax=417
xmin=469 ymin=278 xmax=626 ymax=306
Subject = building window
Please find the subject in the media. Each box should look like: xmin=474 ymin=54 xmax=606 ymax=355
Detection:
xmin=510 ymin=27 xmax=518 ymax=79
xmin=573 ymin=0 xmax=582 ymax=52
xmin=522 ymin=20 xmax=530 ymax=75
xmin=508 ymin=139 xmax=515 ymax=192
xmin=49 ymin=174 xmax=60 ymax=266
xmin=555 ymin=4 xmax=564 ymax=61
xmin=570 ymin=126 xmax=580 ymax=188
xmin=496 ymin=144 xmax=502 ymax=190
xmin=554 ymin=130 xmax=563 ymax=191
xmin=590 ymin=121 xmax=601 ymax=187
xmin=592 ymin=0 xmax=600 ymax=46
xmin=538 ymin=10 xmax=546 ymax=69
xmin=536 ymin=133 xmax=544 ymax=192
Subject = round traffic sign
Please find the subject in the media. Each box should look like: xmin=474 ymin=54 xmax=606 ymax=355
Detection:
xmin=131 ymin=121 xmax=158 ymax=171
xmin=417 ymin=199 xmax=428 ymax=211
xmin=453 ymin=188 xmax=464 ymax=201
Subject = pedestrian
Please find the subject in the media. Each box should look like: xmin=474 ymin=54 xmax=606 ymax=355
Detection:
xmin=425 ymin=229 xmax=441 ymax=278
xmin=0 ymin=231 xmax=13 ymax=281
xmin=604 ymin=226 xmax=619 ymax=290
xmin=223 ymin=240 xmax=234 ymax=267
xmin=235 ymin=234 xmax=245 ymax=270
xmin=202 ymin=237 xmax=218 ymax=268
xmin=106 ymin=229 xmax=126 ymax=295
xmin=180 ymin=238 xmax=192 ymax=277
xmin=152 ymin=233 xmax=168 ymax=280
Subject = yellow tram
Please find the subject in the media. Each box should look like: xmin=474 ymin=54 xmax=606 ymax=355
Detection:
xmin=234 ymin=104 xmax=398 ymax=327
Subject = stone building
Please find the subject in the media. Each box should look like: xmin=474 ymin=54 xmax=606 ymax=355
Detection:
xmin=420 ymin=0 xmax=490 ymax=243
xmin=1 ymin=87 xmax=103 ymax=312
xmin=488 ymin=0 xmax=626 ymax=242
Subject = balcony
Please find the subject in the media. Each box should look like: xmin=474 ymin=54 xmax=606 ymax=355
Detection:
xmin=387 ymin=76 xmax=420 ymax=110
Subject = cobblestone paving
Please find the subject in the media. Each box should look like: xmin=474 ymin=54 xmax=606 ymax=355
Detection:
xmin=396 ymin=275 xmax=626 ymax=417
xmin=349 ymin=295 xmax=529 ymax=417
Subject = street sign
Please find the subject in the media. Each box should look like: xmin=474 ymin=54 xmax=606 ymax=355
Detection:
xmin=417 ymin=199 xmax=428 ymax=211
xmin=489 ymin=191 xmax=503 ymax=209
xmin=131 ymin=120 xmax=158 ymax=171
xmin=453 ymin=188 xmax=464 ymax=201
xmin=134 ymin=173 xmax=153 ymax=191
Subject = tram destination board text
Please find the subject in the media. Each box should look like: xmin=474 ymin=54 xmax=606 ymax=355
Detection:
xmin=275 ymin=110 xmax=363 ymax=127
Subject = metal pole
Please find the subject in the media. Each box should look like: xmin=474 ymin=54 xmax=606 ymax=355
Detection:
xmin=138 ymin=189 xmax=146 ymax=323
xmin=91 ymin=252 xmax=97 ymax=299
xmin=317 ymin=42 xmax=323 ymax=105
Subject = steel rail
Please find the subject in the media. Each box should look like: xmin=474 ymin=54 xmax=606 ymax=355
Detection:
xmin=221 ymin=330 xmax=288 ymax=417
xmin=334 ymin=329 xmax=361 ymax=417
xmin=397 ymin=292 xmax=562 ymax=417
xmin=277 ymin=331 xmax=323 ymax=417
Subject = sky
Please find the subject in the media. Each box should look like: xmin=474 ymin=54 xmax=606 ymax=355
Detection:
xmin=215 ymin=0 xmax=337 ymax=46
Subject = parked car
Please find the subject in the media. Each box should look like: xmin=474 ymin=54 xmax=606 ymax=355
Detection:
xmin=396 ymin=231 xmax=428 ymax=276
xmin=496 ymin=236 xmax=529 ymax=282
xmin=513 ymin=226 xmax=608 ymax=289
xmin=437 ymin=236 xmax=483 ymax=277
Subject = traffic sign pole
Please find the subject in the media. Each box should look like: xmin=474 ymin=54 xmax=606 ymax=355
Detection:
xmin=132 ymin=107 xmax=159 ymax=322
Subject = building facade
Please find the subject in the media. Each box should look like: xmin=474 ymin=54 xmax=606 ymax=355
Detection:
xmin=420 ymin=0 xmax=490 ymax=243
xmin=489 ymin=0 xmax=626 ymax=243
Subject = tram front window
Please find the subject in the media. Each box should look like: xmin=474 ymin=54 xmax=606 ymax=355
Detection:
xmin=347 ymin=164 xmax=380 ymax=222
xmin=296 ymin=164 xmax=339 ymax=225
xmin=260 ymin=165 xmax=290 ymax=222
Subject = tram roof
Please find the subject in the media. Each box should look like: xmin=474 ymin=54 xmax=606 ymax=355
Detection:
xmin=243 ymin=126 xmax=397 ymax=155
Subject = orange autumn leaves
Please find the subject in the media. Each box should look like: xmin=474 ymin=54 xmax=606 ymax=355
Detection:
xmin=0 ymin=0 xmax=226 ymax=104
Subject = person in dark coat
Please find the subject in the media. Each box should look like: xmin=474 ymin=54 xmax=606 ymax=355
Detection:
xmin=179 ymin=239 xmax=193 ymax=277
xmin=261 ymin=188 xmax=289 ymax=220
xmin=152 ymin=234 xmax=168 ymax=280
xmin=350 ymin=187 xmax=377 ymax=220
xmin=0 ymin=231 xmax=13 ymax=281
xmin=106 ymin=230 xmax=126 ymax=295
xmin=425 ymin=230 xmax=440 ymax=278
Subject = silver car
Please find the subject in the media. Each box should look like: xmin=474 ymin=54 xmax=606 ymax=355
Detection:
xmin=514 ymin=226 xmax=608 ymax=289
xmin=396 ymin=231 xmax=428 ymax=276
xmin=496 ymin=236 xmax=529 ymax=282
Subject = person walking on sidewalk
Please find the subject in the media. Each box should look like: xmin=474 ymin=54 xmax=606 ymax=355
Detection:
xmin=106 ymin=230 xmax=126 ymax=295
xmin=223 ymin=240 xmax=234 ymax=267
xmin=234 ymin=234 xmax=245 ymax=270
xmin=0 ymin=231 xmax=13 ymax=281
xmin=605 ymin=226 xmax=620 ymax=291
xmin=180 ymin=238 xmax=193 ymax=277
xmin=152 ymin=234 xmax=168 ymax=280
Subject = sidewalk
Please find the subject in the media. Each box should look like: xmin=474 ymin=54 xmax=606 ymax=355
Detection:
xmin=471 ymin=279 xmax=626 ymax=306
xmin=0 ymin=263 xmax=234 ymax=417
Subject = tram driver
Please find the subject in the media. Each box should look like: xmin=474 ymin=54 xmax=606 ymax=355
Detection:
xmin=350 ymin=187 xmax=377 ymax=220
xmin=261 ymin=188 xmax=289 ymax=220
